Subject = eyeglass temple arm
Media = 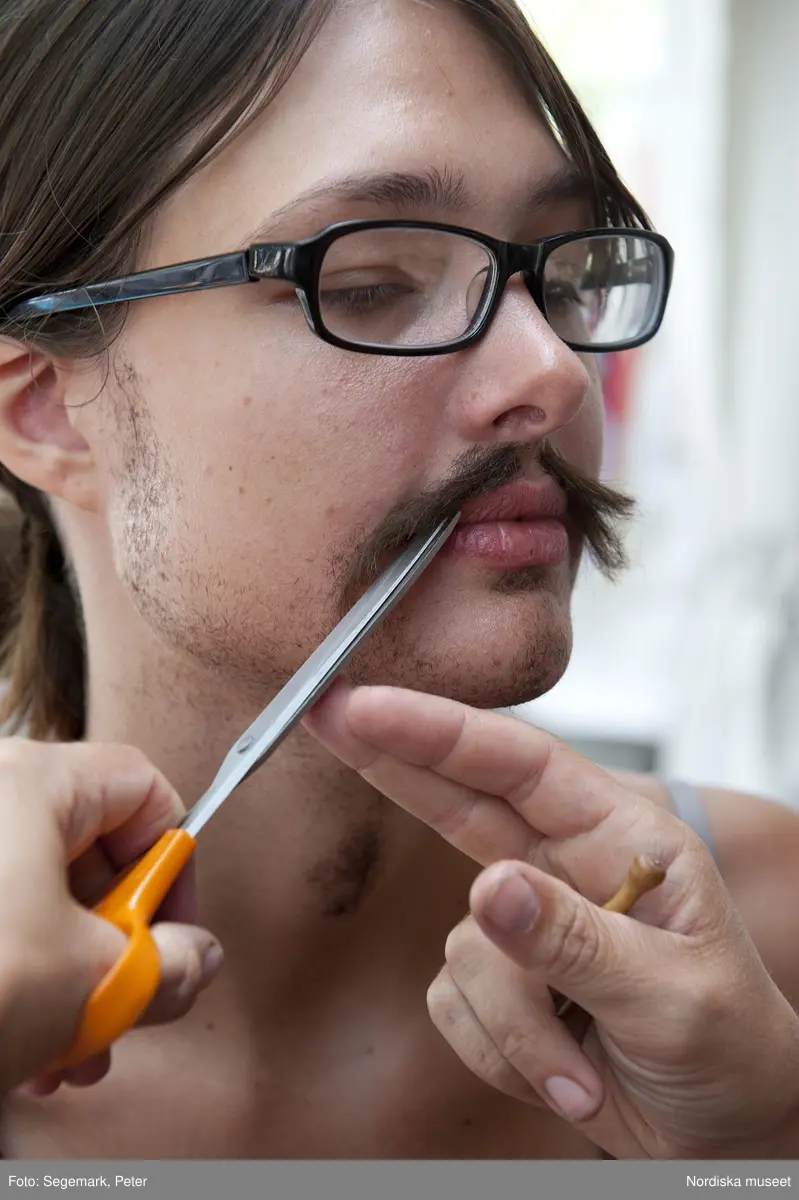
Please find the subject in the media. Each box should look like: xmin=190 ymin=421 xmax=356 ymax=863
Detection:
xmin=8 ymin=252 xmax=256 ymax=319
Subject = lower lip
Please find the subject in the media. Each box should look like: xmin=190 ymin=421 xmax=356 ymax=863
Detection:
xmin=444 ymin=519 xmax=569 ymax=568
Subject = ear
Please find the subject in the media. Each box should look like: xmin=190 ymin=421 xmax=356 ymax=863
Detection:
xmin=0 ymin=337 xmax=102 ymax=514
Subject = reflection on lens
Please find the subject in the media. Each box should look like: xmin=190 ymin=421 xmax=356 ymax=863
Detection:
xmin=543 ymin=234 xmax=665 ymax=349
xmin=318 ymin=227 xmax=496 ymax=348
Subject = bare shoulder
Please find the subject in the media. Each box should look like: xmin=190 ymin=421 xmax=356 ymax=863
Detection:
xmin=613 ymin=769 xmax=799 ymax=865
xmin=615 ymin=770 xmax=799 ymax=1005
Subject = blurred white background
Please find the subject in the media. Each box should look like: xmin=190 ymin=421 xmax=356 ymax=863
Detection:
xmin=511 ymin=0 xmax=799 ymax=803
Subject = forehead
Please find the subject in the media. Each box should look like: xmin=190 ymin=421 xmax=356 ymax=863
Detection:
xmin=150 ymin=0 xmax=571 ymax=262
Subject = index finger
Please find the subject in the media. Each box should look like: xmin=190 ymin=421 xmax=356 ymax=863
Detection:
xmin=313 ymin=684 xmax=616 ymax=835
xmin=306 ymin=683 xmax=689 ymax=895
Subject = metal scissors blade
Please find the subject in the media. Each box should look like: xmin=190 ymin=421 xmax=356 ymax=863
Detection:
xmin=56 ymin=511 xmax=459 ymax=1070
xmin=181 ymin=511 xmax=459 ymax=838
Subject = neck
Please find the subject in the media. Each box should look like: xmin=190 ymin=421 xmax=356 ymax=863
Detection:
xmin=78 ymin=534 xmax=468 ymax=1023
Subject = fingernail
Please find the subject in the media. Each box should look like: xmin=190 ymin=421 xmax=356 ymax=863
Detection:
xmin=201 ymin=943 xmax=224 ymax=981
xmin=484 ymin=871 xmax=540 ymax=934
xmin=544 ymin=1076 xmax=596 ymax=1122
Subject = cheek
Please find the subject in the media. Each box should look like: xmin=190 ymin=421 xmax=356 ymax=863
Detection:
xmin=551 ymin=359 xmax=604 ymax=478
xmin=110 ymin=305 xmax=447 ymax=559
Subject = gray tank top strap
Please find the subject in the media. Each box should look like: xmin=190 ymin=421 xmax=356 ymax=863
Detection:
xmin=662 ymin=779 xmax=718 ymax=863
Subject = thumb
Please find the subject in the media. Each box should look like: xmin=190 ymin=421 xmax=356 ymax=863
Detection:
xmin=140 ymin=923 xmax=224 ymax=1026
xmin=19 ymin=923 xmax=225 ymax=1097
xmin=470 ymin=860 xmax=665 ymax=1020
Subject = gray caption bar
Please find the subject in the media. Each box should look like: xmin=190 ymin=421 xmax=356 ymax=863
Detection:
xmin=1 ymin=1161 xmax=797 ymax=1200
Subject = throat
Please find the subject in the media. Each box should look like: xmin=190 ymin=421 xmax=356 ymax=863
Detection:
xmin=305 ymin=814 xmax=385 ymax=917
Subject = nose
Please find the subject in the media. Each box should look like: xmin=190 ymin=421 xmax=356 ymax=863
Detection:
xmin=451 ymin=277 xmax=592 ymax=446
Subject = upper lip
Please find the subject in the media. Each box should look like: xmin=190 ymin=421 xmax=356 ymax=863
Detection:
xmin=457 ymin=479 xmax=568 ymax=525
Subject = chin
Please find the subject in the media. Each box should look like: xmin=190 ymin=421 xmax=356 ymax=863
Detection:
xmin=412 ymin=665 xmax=570 ymax=710
xmin=347 ymin=585 xmax=574 ymax=710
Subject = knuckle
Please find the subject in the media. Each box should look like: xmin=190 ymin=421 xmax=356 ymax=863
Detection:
xmin=0 ymin=735 xmax=39 ymax=776
xmin=69 ymin=739 xmax=158 ymax=781
xmin=425 ymin=972 xmax=537 ymax=1102
xmin=474 ymin=1036 xmax=536 ymax=1100
xmin=443 ymin=916 xmax=479 ymax=973
xmin=0 ymin=739 xmax=69 ymax=815
xmin=426 ymin=968 xmax=467 ymax=1038
xmin=155 ymin=930 xmax=204 ymax=999
xmin=496 ymin=1020 xmax=545 ymax=1073
xmin=505 ymin=738 xmax=555 ymax=811
xmin=550 ymin=897 xmax=602 ymax=981
xmin=92 ymin=741 xmax=156 ymax=779
xmin=429 ymin=797 xmax=483 ymax=848
xmin=426 ymin=973 xmax=452 ymax=1022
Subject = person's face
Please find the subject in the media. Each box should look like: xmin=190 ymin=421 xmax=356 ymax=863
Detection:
xmin=64 ymin=0 xmax=608 ymax=708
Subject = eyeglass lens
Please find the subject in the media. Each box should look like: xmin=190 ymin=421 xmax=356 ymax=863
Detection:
xmin=317 ymin=227 xmax=665 ymax=350
xmin=540 ymin=233 xmax=665 ymax=349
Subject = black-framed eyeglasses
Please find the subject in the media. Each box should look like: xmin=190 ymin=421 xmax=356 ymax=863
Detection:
xmin=7 ymin=219 xmax=674 ymax=357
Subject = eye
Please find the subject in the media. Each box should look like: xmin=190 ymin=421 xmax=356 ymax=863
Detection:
xmin=319 ymin=282 xmax=415 ymax=315
xmin=543 ymin=281 xmax=583 ymax=310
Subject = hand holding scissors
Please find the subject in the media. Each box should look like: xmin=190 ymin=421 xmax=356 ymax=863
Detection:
xmin=0 ymin=739 xmax=221 ymax=1097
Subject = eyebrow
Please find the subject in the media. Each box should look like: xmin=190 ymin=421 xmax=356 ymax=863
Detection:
xmin=244 ymin=162 xmax=595 ymax=244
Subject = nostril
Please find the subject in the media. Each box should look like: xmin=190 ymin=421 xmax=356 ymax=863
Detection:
xmin=493 ymin=405 xmax=548 ymax=437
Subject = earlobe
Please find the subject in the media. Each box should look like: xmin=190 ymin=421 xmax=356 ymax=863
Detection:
xmin=0 ymin=337 xmax=100 ymax=513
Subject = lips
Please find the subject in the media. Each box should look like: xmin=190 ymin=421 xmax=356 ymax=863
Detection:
xmin=457 ymin=480 xmax=568 ymax=525
xmin=445 ymin=480 xmax=570 ymax=568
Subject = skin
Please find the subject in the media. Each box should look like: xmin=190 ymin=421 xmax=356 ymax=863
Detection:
xmin=1 ymin=0 xmax=799 ymax=1160
xmin=1 ymin=734 xmax=799 ymax=1163
xmin=304 ymin=681 xmax=799 ymax=1158
xmin=0 ymin=741 xmax=221 ymax=1098
xmin=1 ymin=737 xmax=799 ymax=1163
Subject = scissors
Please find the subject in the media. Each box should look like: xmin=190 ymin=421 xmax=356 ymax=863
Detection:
xmin=58 ymin=512 xmax=460 ymax=1069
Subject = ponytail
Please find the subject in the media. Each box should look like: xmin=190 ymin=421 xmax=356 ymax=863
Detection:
xmin=0 ymin=472 xmax=85 ymax=741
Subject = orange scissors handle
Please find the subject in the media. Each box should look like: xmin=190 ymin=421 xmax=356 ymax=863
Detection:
xmin=56 ymin=827 xmax=196 ymax=1069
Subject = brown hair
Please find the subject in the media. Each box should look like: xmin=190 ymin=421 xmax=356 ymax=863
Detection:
xmin=0 ymin=0 xmax=649 ymax=742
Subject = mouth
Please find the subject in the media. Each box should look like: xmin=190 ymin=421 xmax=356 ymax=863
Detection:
xmin=443 ymin=479 xmax=570 ymax=569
